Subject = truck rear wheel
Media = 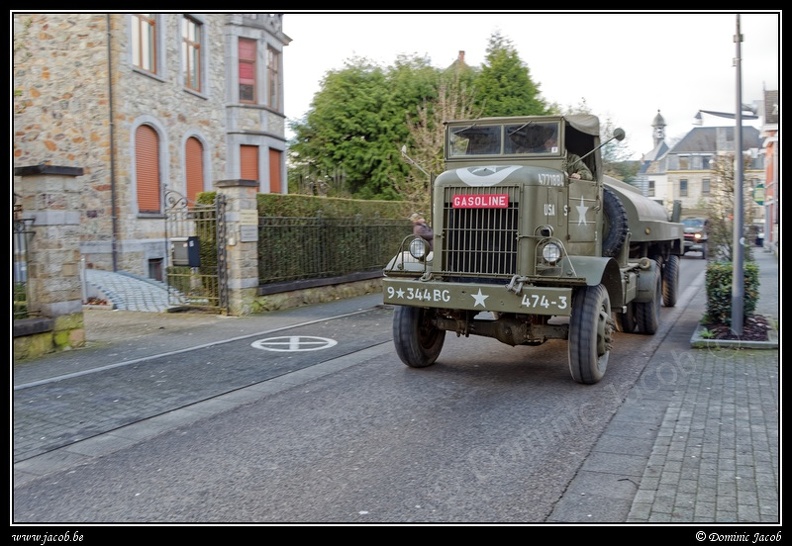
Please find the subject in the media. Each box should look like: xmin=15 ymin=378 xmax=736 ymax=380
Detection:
xmin=568 ymin=284 xmax=613 ymax=385
xmin=662 ymin=254 xmax=680 ymax=307
xmin=392 ymin=305 xmax=446 ymax=368
xmin=636 ymin=264 xmax=662 ymax=334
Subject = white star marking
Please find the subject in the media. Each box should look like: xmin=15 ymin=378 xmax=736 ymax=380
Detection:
xmin=396 ymin=288 xmax=404 ymax=298
xmin=576 ymin=196 xmax=589 ymax=225
xmin=471 ymin=289 xmax=489 ymax=307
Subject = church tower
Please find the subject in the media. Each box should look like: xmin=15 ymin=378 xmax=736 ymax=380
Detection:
xmin=652 ymin=109 xmax=666 ymax=147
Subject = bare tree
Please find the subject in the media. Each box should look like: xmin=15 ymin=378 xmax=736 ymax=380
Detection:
xmin=703 ymin=153 xmax=755 ymax=261
xmin=397 ymin=73 xmax=482 ymax=216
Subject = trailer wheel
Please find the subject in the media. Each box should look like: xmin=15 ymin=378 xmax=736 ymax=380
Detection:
xmin=662 ymin=254 xmax=680 ymax=307
xmin=569 ymin=284 xmax=613 ymax=384
xmin=602 ymin=187 xmax=629 ymax=258
xmin=392 ymin=305 xmax=445 ymax=368
xmin=635 ymin=264 xmax=662 ymax=334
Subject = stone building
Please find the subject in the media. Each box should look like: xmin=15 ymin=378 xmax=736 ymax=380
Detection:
xmin=13 ymin=13 xmax=291 ymax=280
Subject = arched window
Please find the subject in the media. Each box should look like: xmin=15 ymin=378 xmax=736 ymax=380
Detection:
xmin=185 ymin=136 xmax=204 ymax=205
xmin=135 ymin=124 xmax=161 ymax=213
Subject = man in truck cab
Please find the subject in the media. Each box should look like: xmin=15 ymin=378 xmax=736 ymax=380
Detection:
xmin=540 ymin=134 xmax=593 ymax=180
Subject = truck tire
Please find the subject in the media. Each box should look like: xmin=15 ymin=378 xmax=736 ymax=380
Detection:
xmin=602 ymin=187 xmax=628 ymax=258
xmin=392 ymin=305 xmax=445 ymax=368
xmin=662 ymin=254 xmax=680 ymax=307
xmin=635 ymin=264 xmax=662 ymax=334
xmin=568 ymin=284 xmax=613 ymax=384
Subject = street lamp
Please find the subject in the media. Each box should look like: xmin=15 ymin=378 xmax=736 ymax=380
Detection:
xmin=692 ymin=107 xmax=758 ymax=125
xmin=732 ymin=14 xmax=746 ymax=336
xmin=692 ymin=15 xmax=751 ymax=335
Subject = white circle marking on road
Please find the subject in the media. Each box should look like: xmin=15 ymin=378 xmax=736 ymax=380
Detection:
xmin=251 ymin=336 xmax=338 ymax=352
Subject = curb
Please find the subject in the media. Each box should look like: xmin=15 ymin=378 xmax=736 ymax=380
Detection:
xmin=690 ymin=313 xmax=779 ymax=349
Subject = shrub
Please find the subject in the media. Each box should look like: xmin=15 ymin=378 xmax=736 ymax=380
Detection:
xmin=704 ymin=260 xmax=760 ymax=326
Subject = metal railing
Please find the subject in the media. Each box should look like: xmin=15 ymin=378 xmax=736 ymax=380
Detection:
xmin=13 ymin=216 xmax=33 ymax=320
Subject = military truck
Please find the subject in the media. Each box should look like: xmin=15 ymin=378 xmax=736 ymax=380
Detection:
xmin=383 ymin=114 xmax=684 ymax=384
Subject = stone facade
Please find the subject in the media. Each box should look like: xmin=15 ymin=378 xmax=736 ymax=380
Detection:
xmin=13 ymin=13 xmax=291 ymax=279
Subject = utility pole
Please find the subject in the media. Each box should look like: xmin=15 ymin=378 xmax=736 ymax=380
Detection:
xmin=731 ymin=14 xmax=745 ymax=335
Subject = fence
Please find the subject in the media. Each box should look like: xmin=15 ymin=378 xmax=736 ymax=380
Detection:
xmin=13 ymin=213 xmax=412 ymax=321
xmin=13 ymin=202 xmax=33 ymax=320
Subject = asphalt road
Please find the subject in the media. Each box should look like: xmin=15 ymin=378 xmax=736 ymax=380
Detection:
xmin=13 ymin=259 xmax=720 ymax=525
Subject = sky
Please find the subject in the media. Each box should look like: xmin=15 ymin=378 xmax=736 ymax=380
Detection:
xmin=281 ymin=11 xmax=780 ymax=160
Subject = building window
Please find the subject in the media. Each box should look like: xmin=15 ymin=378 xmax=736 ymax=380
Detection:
xmin=680 ymin=179 xmax=688 ymax=197
xmin=268 ymin=148 xmax=282 ymax=194
xmin=185 ymin=137 xmax=204 ymax=205
xmin=132 ymin=14 xmax=157 ymax=73
xmin=678 ymin=155 xmax=689 ymax=170
xmin=241 ymin=145 xmax=259 ymax=182
xmin=239 ymin=38 xmax=257 ymax=103
xmin=182 ymin=15 xmax=202 ymax=92
xmin=702 ymin=178 xmax=711 ymax=194
xmin=691 ymin=155 xmax=702 ymax=170
xmin=267 ymin=46 xmax=280 ymax=110
xmin=648 ymin=180 xmax=655 ymax=197
xmin=135 ymin=125 xmax=161 ymax=214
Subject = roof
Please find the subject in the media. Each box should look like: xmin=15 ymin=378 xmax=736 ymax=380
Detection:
xmin=668 ymin=125 xmax=762 ymax=154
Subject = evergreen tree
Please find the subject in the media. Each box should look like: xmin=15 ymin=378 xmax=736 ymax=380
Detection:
xmin=474 ymin=31 xmax=549 ymax=117
xmin=288 ymin=56 xmax=441 ymax=200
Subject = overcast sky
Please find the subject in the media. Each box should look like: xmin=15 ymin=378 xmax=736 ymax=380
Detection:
xmin=281 ymin=11 xmax=780 ymax=160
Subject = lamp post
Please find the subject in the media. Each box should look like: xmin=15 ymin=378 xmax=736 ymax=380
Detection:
xmin=692 ymin=15 xmax=752 ymax=335
xmin=732 ymin=14 xmax=745 ymax=336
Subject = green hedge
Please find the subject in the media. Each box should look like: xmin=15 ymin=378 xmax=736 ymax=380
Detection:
xmin=704 ymin=261 xmax=760 ymax=325
xmin=198 ymin=191 xmax=418 ymax=220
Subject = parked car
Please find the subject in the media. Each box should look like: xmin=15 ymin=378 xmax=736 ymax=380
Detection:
xmin=682 ymin=218 xmax=709 ymax=259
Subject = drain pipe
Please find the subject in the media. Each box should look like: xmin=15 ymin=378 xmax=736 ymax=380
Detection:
xmin=106 ymin=14 xmax=119 ymax=272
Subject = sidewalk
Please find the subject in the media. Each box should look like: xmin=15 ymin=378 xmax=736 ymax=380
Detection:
xmin=550 ymin=248 xmax=780 ymax=523
xmin=14 ymin=251 xmax=780 ymax=523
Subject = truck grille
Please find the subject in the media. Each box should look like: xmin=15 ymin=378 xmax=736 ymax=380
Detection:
xmin=440 ymin=186 xmax=520 ymax=278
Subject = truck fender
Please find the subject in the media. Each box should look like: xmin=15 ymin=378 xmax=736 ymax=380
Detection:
xmin=634 ymin=258 xmax=660 ymax=303
xmin=564 ymin=255 xmax=624 ymax=308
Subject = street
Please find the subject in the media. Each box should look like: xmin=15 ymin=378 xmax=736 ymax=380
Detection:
xmin=13 ymin=259 xmax=709 ymax=523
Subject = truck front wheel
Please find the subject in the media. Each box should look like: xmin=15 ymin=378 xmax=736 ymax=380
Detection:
xmin=392 ymin=305 xmax=446 ymax=368
xmin=568 ymin=284 xmax=613 ymax=385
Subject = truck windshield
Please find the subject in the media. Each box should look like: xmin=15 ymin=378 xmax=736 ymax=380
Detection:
xmin=447 ymin=121 xmax=561 ymax=158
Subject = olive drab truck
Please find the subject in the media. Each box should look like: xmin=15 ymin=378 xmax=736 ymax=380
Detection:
xmin=382 ymin=114 xmax=684 ymax=384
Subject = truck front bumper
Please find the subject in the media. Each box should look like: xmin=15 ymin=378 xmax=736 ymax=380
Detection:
xmin=382 ymin=278 xmax=574 ymax=316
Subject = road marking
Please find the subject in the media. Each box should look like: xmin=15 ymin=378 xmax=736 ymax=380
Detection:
xmin=251 ymin=336 xmax=338 ymax=352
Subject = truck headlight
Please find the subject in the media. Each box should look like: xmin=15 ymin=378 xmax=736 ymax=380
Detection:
xmin=542 ymin=242 xmax=562 ymax=264
xmin=409 ymin=237 xmax=429 ymax=259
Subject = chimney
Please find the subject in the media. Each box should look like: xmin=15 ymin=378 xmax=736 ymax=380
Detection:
xmin=458 ymin=50 xmax=465 ymax=64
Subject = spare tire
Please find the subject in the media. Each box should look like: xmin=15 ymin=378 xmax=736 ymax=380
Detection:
xmin=602 ymin=187 xmax=628 ymax=257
